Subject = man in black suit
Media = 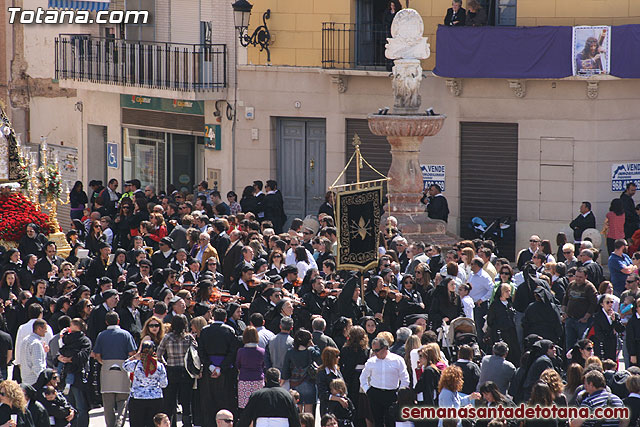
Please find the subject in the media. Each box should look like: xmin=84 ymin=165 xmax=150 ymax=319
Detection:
xmin=34 ymin=242 xmax=65 ymax=280
xmin=427 ymin=244 xmax=445 ymax=274
xmin=87 ymin=288 xmax=119 ymax=342
xmin=425 ymin=184 xmax=449 ymax=222
xmin=18 ymin=255 xmax=38 ymax=291
xmin=212 ymin=221 xmax=231 ymax=261
xmin=253 ymin=180 xmax=266 ymax=221
xmin=569 ymin=201 xmax=596 ymax=241
xmin=168 ymin=211 xmax=189 ymax=250
xmin=263 ymin=180 xmax=287 ymax=234
xmin=223 ymin=230 xmax=244 ymax=288
xmin=198 ymin=308 xmax=241 ymax=426
xmin=126 ymin=259 xmax=152 ymax=296
xmin=621 ymin=183 xmax=639 ymax=239
xmin=444 ymin=0 xmax=466 ymax=26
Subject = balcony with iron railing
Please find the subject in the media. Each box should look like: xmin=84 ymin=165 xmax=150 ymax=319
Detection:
xmin=322 ymin=23 xmax=391 ymax=70
xmin=55 ymin=34 xmax=227 ymax=96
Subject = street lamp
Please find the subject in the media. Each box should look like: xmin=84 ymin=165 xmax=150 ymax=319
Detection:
xmin=232 ymin=0 xmax=271 ymax=62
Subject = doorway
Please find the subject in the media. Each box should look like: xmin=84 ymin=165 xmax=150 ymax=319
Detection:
xmin=460 ymin=122 xmax=518 ymax=259
xmin=87 ymin=124 xmax=107 ymax=185
xmin=277 ymin=119 xmax=327 ymax=228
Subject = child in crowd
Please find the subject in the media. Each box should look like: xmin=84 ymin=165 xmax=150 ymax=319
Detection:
xmin=153 ymin=413 xmax=171 ymax=427
xmin=326 ymin=379 xmax=354 ymax=427
xmin=620 ymin=294 xmax=635 ymax=324
xmin=57 ymin=319 xmax=87 ymax=394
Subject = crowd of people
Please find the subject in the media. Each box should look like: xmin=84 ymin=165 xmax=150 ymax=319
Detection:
xmin=0 ymin=178 xmax=637 ymax=427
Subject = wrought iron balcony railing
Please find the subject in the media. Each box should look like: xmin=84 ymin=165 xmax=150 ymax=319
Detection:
xmin=322 ymin=23 xmax=391 ymax=70
xmin=55 ymin=34 xmax=227 ymax=91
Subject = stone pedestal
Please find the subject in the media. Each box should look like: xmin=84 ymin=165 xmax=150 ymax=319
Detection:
xmin=368 ymin=114 xmax=459 ymax=246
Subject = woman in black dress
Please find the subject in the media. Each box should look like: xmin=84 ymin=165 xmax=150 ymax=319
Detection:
xmin=339 ymin=326 xmax=371 ymax=427
xmin=592 ymin=294 xmax=624 ymax=361
xmin=487 ymin=283 xmax=521 ymax=366
xmin=414 ymin=344 xmax=441 ymax=427
xmin=429 ymin=277 xmax=463 ymax=328
xmin=69 ymin=180 xmax=88 ymax=221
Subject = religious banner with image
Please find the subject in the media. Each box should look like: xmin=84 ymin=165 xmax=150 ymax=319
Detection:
xmin=572 ymin=26 xmax=610 ymax=76
xmin=336 ymin=186 xmax=382 ymax=271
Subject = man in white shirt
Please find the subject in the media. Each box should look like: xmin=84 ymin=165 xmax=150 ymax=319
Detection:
xmin=21 ymin=319 xmax=48 ymax=385
xmin=468 ymin=257 xmax=494 ymax=346
xmin=15 ymin=304 xmax=53 ymax=383
xmin=360 ymin=337 xmax=410 ymax=427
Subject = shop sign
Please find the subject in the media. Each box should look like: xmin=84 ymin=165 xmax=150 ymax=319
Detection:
xmin=612 ymin=162 xmax=640 ymax=191
xmin=420 ymin=164 xmax=445 ymax=191
xmin=121 ymin=95 xmax=204 ymax=115
xmin=204 ymin=124 xmax=221 ymax=150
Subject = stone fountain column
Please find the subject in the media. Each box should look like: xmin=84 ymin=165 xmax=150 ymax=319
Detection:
xmin=368 ymin=9 xmax=456 ymax=245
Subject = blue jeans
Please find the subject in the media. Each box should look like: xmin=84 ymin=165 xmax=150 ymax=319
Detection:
xmin=69 ymin=385 xmax=89 ymax=427
xmin=565 ymin=317 xmax=590 ymax=351
xmin=57 ymin=363 xmax=75 ymax=387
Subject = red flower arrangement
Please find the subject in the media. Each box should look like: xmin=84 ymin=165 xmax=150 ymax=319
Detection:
xmin=0 ymin=192 xmax=54 ymax=241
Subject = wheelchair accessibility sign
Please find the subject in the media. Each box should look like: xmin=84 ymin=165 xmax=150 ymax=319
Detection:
xmin=107 ymin=142 xmax=118 ymax=169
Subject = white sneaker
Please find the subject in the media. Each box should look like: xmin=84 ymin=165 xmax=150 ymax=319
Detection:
xmin=63 ymin=384 xmax=71 ymax=395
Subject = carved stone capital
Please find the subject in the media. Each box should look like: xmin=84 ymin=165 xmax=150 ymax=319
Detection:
xmin=330 ymin=75 xmax=348 ymax=94
xmin=508 ymin=79 xmax=526 ymax=98
xmin=587 ymin=81 xmax=599 ymax=100
xmin=445 ymin=79 xmax=462 ymax=97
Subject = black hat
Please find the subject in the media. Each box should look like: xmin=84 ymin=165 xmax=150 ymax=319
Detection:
xmin=139 ymin=259 xmax=152 ymax=267
xmin=263 ymin=287 xmax=282 ymax=299
xmin=281 ymin=265 xmax=298 ymax=276
xmin=404 ymin=314 xmax=429 ymax=326
xmin=227 ymin=302 xmax=241 ymax=317
xmin=102 ymin=289 xmax=118 ymax=300
xmin=124 ymin=180 xmax=134 ymax=186
xmin=194 ymin=302 xmax=211 ymax=317
xmin=98 ymin=241 xmax=111 ymax=250
xmin=268 ymin=275 xmax=283 ymax=284
xmin=254 ymin=258 xmax=267 ymax=271
xmin=168 ymin=296 xmax=181 ymax=306
xmin=98 ymin=277 xmax=113 ymax=287
xmin=159 ymin=237 xmax=174 ymax=248
xmin=240 ymin=264 xmax=254 ymax=273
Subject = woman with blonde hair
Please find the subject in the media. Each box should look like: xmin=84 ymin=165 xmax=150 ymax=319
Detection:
xmin=414 ymin=345 xmax=441 ymax=425
xmin=405 ymin=335 xmax=422 ymax=387
xmin=0 ymin=380 xmax=31 ymax=426
xmin=539 ymin=368 xmax=567 ymax=406
xmin=437 ymin=365 xmax=480 ymax=427
xmin=458 ymin=247 xmax=475 ymax=282
xmin=148 ymin=212 xmax=168 ymax=243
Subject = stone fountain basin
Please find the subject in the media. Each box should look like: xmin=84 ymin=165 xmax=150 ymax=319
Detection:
xmin=367 ymin=114 xmax=446 ymax=137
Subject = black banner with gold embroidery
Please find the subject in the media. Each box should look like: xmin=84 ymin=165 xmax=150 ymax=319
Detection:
xmin=336 ymin=186 xmax=382 ymax=271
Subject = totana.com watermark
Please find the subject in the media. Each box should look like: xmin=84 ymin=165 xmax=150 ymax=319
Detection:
xmin=8 ymin=7 xmax=149 ymax=25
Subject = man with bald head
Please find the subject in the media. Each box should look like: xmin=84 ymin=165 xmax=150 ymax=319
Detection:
xmin=517 ymin=235 xmax=540 ymax=271
xmin=216 ymin=410 xmax=234 ymax=427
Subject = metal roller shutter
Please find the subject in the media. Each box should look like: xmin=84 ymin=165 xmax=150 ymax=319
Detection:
xmin=345 ymin=119 xmax=390 ymax=191
xmin=460 ymin=122 xmax=518 ymax=259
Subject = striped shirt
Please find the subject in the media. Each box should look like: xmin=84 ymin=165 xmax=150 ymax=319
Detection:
xmin=580 ymin=389 xmax=624 ymax=427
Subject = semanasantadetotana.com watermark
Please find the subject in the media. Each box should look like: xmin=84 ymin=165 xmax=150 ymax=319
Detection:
xmin=8 ymin=7 xmax=149 ymax=25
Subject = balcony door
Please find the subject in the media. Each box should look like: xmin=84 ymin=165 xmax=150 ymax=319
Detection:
xmin=277 ymin=119 xmax=326 ymax=229
xmin=356 ymin=0 xmax=387 ymax=67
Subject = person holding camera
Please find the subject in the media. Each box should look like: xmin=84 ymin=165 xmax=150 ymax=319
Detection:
xmin=123 ymin=340 xmax=168 ymax=427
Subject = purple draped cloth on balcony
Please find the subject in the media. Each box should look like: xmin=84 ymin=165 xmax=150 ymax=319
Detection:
xmin=433 ymin=24 xmax=640 ymax=79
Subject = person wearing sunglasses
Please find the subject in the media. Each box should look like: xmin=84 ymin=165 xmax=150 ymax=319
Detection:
xmin=591 ymin=294 xmax=624 ymax=361
xmin=516 ymin=235 xmax=541 ymax=272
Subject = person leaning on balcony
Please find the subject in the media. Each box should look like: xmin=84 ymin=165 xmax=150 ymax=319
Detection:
xmin=444 ymin=0 xmax=466 ymax=26
xmin=465 ymin=0 xmax=487 ymax=26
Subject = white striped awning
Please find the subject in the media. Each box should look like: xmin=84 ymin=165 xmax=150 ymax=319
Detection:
xmin=48 ymin=0 xmax=111 ymax=11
